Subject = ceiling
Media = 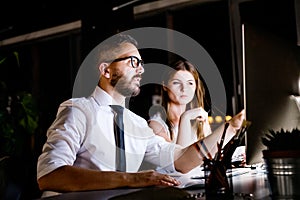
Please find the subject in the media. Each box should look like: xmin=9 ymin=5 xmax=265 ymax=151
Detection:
xmin=0 ymin=0 xmax=158 ymax=41
xmin=0 ymin=0 xmax=297 ymax=43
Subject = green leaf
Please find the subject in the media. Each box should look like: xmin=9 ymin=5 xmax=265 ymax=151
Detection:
xmin=261 ymin=128 xmax=300 ymax=151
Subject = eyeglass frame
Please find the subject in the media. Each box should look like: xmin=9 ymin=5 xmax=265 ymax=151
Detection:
xmin=109 ymin=56 xmax=144 ymax=68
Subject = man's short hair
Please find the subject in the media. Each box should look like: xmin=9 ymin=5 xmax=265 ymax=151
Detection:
xmin=97 ymin=34 xmax=138 ymax=65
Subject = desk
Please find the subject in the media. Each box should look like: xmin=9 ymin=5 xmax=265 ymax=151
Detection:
xmin=231 ymin=168 xmax=270 ymax=199
xmin=38 ymin=166 xmax=271 ymax=200
xmin=180 ymin=166 xmax=271 ymax=200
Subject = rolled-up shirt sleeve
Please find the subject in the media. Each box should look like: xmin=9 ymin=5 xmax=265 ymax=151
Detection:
xmin=37 ymin=105 xmax=85 ymax=179
xmin=143 ymin=135 xmax=177 ymax=174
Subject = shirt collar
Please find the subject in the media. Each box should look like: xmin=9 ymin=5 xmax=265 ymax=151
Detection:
xmin=92 ymin=86 xmax=114 ymax=106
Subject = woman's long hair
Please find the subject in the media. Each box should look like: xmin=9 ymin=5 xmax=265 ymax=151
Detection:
xmin=161 ymin=59 xmax=206 ymax=141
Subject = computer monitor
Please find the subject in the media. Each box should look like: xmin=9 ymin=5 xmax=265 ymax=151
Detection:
xmin=243 ymin=22 xmax=300 ymax=165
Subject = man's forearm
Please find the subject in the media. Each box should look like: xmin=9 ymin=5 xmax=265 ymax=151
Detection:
xmin=174 ymin=123 xmax=236 ymax=173
xmin=38 ymin=165 xmax=129 ymax=192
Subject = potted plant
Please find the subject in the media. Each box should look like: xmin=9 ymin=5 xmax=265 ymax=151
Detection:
xmin=261 ymin=128 xmax=300 ymax=199
xmin=0 ymin=52 xmax=39 ymax=199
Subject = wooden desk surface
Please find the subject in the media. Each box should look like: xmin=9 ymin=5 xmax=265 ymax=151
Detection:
xmin=37 ymin=166 xmax=271 ymax=200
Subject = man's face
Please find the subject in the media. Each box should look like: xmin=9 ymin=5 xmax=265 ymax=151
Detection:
xmin=109 ymin=43 xmax=144 ymax=97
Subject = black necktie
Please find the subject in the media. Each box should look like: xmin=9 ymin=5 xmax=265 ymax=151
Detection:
xmin=110 ymin=105 xmax=126 ymax=172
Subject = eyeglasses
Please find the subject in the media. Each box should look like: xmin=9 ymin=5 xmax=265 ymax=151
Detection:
xmin=111 ymin=56 xmax=144 ymax=68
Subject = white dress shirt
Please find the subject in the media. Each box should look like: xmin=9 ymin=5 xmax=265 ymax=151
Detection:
xmin=149 ymin=113 xmax=179 ymax=143
xmin=37 ymin=86 xmax=177 ymax=181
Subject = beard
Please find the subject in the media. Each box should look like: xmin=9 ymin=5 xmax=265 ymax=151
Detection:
xmin=110 ymin=72 xmax=141 ymax=97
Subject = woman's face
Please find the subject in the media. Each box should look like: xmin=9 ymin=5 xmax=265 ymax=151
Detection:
xmin=165 ymin=70 xmax=196 ymax=105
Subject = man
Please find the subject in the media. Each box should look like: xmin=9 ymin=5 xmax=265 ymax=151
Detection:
xmin=37 ymin=34 xmax=245 ymax=195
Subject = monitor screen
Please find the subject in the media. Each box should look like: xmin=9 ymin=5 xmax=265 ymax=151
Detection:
xmin=243 ymin=22 xmax=300 ymax=164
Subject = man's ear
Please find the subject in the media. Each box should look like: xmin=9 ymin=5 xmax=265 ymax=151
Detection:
xmin=99 ymin=63 xmax=110 ymax=78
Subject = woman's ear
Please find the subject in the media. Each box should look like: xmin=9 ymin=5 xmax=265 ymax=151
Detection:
xmin=162 ymin=82 xmax=167 ymax=91
xmin=99 ymin=63 xmax=110 ymax=78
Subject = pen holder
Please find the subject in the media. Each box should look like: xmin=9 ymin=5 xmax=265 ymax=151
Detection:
xmin=203 ymin=120 xmax=251 ymax=199
xmin=204 ymin=158 xmax=233 ymax=199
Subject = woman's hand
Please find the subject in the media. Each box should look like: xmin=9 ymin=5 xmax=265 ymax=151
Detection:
xmin=182 ymin=107 xmax=211 ymax=136
xmin=181 ymin=107 xmax=208 ymax=123
xmin=177 ymin=107 xmax=211 ymax=147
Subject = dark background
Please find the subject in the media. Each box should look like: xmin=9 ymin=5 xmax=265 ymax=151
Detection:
xmin=0 ymin=0 xmax=299 ymax=199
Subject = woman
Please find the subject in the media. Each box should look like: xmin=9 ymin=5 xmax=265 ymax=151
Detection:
xmin=148 ymin=59 xmax=212 ymax=147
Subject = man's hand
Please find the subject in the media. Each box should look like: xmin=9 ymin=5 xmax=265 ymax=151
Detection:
xmin=127 ymin=170 xmax=180 ymax=187
xmin=228 ymin=109 xmax=245 ymax=131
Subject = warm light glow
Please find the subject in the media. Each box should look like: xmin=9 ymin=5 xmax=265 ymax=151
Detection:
xmin=215 ymin=116 xmax=223 ymax=123
xmin=225 ymin=115 xmax=232 ymax=122
xmin=208 ymin=116 xmax=214 ymax=124
xmin=208 ymin=116 xmax=232 ymax=124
